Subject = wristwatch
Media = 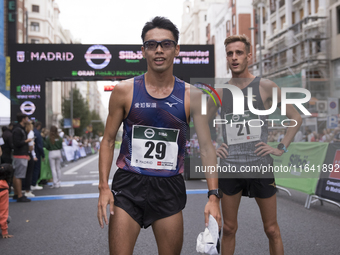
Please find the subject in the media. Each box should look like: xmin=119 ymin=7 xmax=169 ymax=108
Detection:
xmin=277 ymin=143 xmax=288 ymax=153
xmin=208 ymin=188 xmax=223 ymax=199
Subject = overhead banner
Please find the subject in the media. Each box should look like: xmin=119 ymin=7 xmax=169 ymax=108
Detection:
xmin=9 ymin=44 xmax=214 ymax=126
xmin=269 ymin=142 xmax=329 ymax=194
xmin=316 ymin=143 xmax=340 ymax=202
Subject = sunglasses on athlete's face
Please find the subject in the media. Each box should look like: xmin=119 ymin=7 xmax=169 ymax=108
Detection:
xmin=143 ymin=40 xmax=177 ymax=51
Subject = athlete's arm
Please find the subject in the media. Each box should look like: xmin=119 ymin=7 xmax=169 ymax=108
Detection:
xmin=187 ymin=84 xmax=222 ymax=228
xmin=255 ymin=79 xmax=302 ymax=157
xmin=97 ymin=79 xmax=133 ymax=228
xmin=206 ymin=88 xmax=229 ymax=159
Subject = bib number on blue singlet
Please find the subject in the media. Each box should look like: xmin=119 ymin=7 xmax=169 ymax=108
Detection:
xmin=144 ymin=141 xmax=166 ymax=160
xmin=131 ymin=125 xmax=180 ymax=170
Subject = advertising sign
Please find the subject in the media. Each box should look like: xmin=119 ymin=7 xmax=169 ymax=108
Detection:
xmin=9 ymin=44 xmax=214 ymax=126
xmin=316 ymin=143 xmax=340 ymax=202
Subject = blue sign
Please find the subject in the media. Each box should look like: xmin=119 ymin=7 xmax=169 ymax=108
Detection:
xmin=327 ymin=116 xmax=338 ymax=129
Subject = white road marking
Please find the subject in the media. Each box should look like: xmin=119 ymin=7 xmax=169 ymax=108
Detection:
xmin=63 ymin=155 xmax=99 ymax=175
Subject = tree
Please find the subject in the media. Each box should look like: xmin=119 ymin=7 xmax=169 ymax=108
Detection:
xmin=89 ymin=110 xmax=104 ymax=137
xmin=61 ymin=88 xmax=90 ymax=137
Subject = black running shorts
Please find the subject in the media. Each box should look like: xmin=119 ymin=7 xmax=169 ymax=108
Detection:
xmin=111 ymin=169 xmax=187 ymax=228
xmin=219 ymin=178 xmax=277 ymax=198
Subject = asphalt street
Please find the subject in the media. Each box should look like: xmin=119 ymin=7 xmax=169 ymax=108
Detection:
xmin=1 ymin=151 xmax=340 ymax=255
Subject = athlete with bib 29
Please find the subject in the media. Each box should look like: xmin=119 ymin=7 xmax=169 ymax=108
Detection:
xmin=207 ymin=35 xmax=302 ymax=255
xmin=97 ymin=17 xmax=221 ymax=255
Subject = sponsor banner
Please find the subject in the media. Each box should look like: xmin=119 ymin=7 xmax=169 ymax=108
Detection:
xmin=9 ymin=44 xmax=214 ymax=127
xmin=316 ymin=143 xmax=340 ymax=202
xmin=269 ymin=142 xmax=328 ymax=194
xmin=73 ymin=118 xmax=80 ymax=128
xmin=10 ymin=44 xmax=214 ymax=82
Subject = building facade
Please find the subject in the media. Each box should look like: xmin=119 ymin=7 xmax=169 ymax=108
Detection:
xmin=3 ymin=0 xmax=107 ymax=130
xmin=251 ymin=0 xmax=330 ymax=102
xmin=329 ymin=0 xmax=340 ymax=98
xmin=180 ymin=0 xmax=255 ymax=78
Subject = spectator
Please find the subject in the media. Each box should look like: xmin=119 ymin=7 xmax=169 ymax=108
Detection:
xmin=333 ymin=130 xmax=340 ymax=143
xmin=71 ymin=136 xmax=79 ymax=161
xmin=1 ymin=126 xmax=13 ymax=164
xmin=0 ymin=163 xmax=14 ymax=238
xmin=31 ymin=121 xmax=45 ymax=190
xmin=12 ymin=113 xmax=32 ymax=202
xmin=293 ymin=130 xmax=303 ymax=142
xmin=22 ymin=121 xmax=37 ymax=198
xmin=44 ymin=126 xmax=63 ymax=188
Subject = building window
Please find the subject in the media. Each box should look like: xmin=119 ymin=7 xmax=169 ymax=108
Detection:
xmin=262 ymin=7 xmax=266 ymax=23
xmin=18 ymin=30 xmax=23 ymax=43
xmin=270 ymin=0 xmax=276 ymax=14
xmin=315 ymin=0 xmax=319 ymax=14
xmin=281 ymin=15 xmax=286 ymax=29
xmin=30 ymin=22 xmax=40 ymax=32
xmin=272 ymin=21 xmax=276 ymax=31
xmin=279 ymin=0 xmax=285 ymax=8
xmin=205 ymin=15 xmax=207 ymax=21
xmin=308 ymin=0 xmax=311 ymax=15
xmin=31 ymin=39 xmax=40 ymax=44
xmin=32 ymin=5 xmax=39 ymax=13
xmin=18 ymin=8 xmax=23 ymax=23
xmin=232 ymin=15 xmax=236 ymax=27
xmin=232 ymin=0 xmax=235 ymax=6
xmin=226 ymin=21 xmax=230 ymax=33
xmin=337 ymin=6 xmax=340 ymax=34
xmin=292 ymin=11 xmax=295 ymax=24
xmin=300 ymin=8 xmax=304 ymax=20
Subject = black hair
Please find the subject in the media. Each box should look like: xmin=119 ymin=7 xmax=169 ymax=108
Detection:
xmin=0 ymin=164 xmax=14 ymax=183
xmin=34 ymin=121 xmax=42 ymax=128
xmin=1 ymin=126 xmax=7 ymax=132
xmin=16 ymin=112 xmax=27 ymax=123
xmin=141 ymin=16 xmax=179 ymax=43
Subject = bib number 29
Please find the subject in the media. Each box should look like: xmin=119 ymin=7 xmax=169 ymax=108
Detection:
xmin=144 ymin=141 xmax=166 ymax=159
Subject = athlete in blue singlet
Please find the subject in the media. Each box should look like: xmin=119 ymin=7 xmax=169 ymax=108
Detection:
xmin=97 ymin=17 xmax=221 ymax=255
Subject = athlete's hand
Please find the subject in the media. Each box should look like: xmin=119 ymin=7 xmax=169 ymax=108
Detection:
xmin=255 ymin=142 xmax=284 ymax=157
xmin=97 ymin=187 xmax=114 ymax=229
xmin=216 ymin=143 xmax=228 ymax=159
xmin=204 ymin=196 xmax=222 ymax=230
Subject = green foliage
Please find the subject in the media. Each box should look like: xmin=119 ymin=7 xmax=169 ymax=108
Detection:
xmin=60 ymin=88 xmax=104 ymax=137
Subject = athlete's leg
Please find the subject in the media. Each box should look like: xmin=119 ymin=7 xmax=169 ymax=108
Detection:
xmin=221 ymin=191 xmax=242 ymax=255
xmin=108 ymin=207 xmax=141 ymax=255
xmin=255 ymin=194 xmax=284 ymax=255
xmin=151 ymin=211 xmax=184 ymax=255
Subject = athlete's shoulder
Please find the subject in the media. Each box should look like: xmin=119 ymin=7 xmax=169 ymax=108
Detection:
xmin=112 ymin=78 xmax=134 ymax=94
xmin=259 ymin=78 xmax=279 ymax=90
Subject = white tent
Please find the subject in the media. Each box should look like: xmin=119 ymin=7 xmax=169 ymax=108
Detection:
xmin=0 ymin=92 xmax=10 ymax=126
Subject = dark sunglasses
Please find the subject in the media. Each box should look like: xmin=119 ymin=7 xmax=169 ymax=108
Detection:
xmin=143 ymin=40 xmax=177 ymax=50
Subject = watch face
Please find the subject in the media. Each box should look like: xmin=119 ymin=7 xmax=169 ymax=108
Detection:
xmin=278 ymin=143 xmax=284 ymax=150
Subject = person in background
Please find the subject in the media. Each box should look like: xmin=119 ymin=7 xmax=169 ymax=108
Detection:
xmin=22 ymin=121 xmax=37 ymax=198
xmin=31 ymin=121 xmax=45 ymax=190
xmin=0 ymin=163 xmax=14 ymax=238
xmin=293 ymin=130 xmax=303 ymax=142
xmin=44 ymin=126 xmax=63 ymax=188
xmin=12 ymin=113 xmax=32 ymax=202
xmin=1 ymin=125 xmax=13 ymax=164
xmin=71 ymin=136 xmax=79 ymax=162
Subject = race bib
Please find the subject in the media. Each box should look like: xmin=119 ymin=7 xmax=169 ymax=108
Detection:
xmin=131 ymin=125 xmax=179 ymax=170
xmin=224 ymin=110 xmax=262 ymax=145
